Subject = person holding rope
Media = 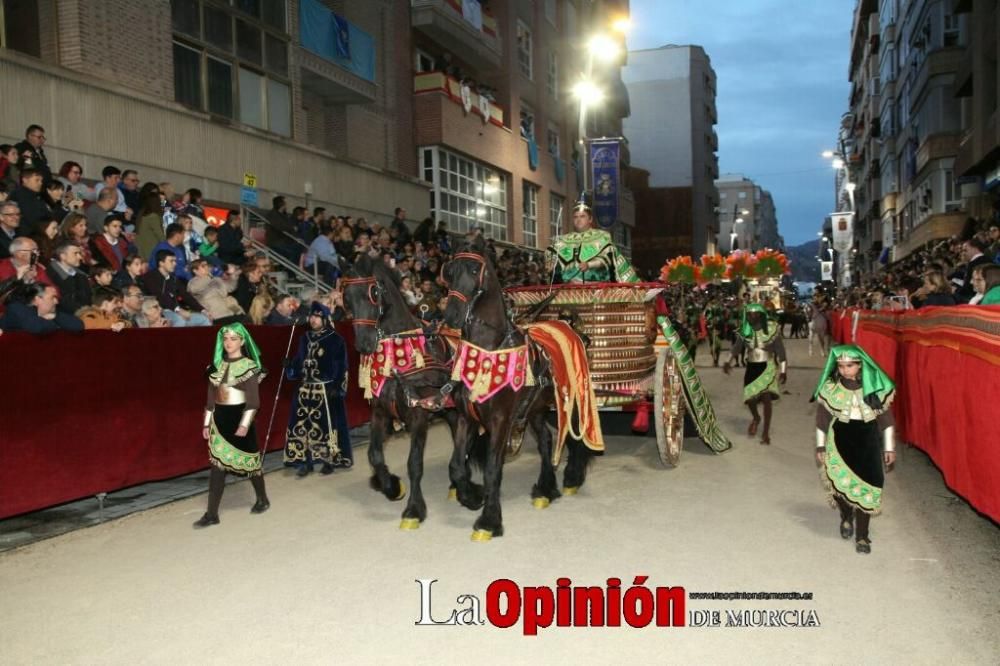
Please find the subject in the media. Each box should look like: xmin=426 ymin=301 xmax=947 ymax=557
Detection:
xmin=723 ymin=303 xmax=786 ymax=444
xmin=813 ymin=344 xmax=896 ymax=554
xmin=283 ymin=301 xmax=353 ymax=477
xmin=194 ymin=323 xmax=270 ymax=528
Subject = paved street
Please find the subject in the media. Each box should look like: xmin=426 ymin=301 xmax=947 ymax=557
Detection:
xmin=1 ymin=337 xmax=997 ymax=664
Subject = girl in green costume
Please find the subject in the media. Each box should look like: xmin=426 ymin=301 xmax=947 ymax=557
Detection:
xmin=723 ymin=304 xmax=787 ymax=444
xmin=813 ymin=344 xmax=896 ymax=554
xmin=194 ymin=324 xmax=271 ymax=528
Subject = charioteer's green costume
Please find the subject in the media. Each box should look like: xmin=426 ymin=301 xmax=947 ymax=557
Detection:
xmin=548 ymin=205 xmax=639 ymax=283
xmin=814 ymin=344 xmax=896 ymax=554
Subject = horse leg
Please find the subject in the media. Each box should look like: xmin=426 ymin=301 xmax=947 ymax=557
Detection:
xmin=367 ymin=406 xmax=405 ymax=502
xmin=471 ymin=425 xmax=507 ymax=541
xmin=448 ymin=412 xmax=484 ymax=511
xmin=528 ymin=407 xmax=560 ymax=508
xmin=399 ymin=409 xmax=429 ymax=529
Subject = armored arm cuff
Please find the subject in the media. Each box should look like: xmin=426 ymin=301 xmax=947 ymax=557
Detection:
xmin=203 ymin=410 xmax=213 ymax=428
xmin=815 ymin=428 xmax=826 ymax=450
xmin=780 ymin=361 xmax=787 ymax=374
xmin=882 ymin=425 xmax=895 ymax=453
xmin=238 ymin=409 xmax=257 ymax=430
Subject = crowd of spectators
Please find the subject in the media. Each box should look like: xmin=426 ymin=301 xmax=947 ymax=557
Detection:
xmin=824 ymin=218 xmax=1000 ymax=310
xmin=0 ymin=123 xmax=554 ymax=337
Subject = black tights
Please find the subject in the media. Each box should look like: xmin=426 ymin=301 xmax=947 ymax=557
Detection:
xmin=747 ymin=395 xmax=773 ymax=439
xmin=204 ymin=467 xmax=268 ymax=519
xmin=834 ymin=494 xmax=871 ymax=541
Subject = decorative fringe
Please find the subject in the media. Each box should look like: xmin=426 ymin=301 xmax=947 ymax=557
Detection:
xmin=359 ymin=355 xmax=374 ymax=400
xmin=414 ymin=349 xmax=425 ymax=369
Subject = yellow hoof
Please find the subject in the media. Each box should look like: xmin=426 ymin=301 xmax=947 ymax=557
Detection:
xmin=563 ymin=486 xmax=579 ymax=496
xmin=447 ymin=488 xmax=458 ymax=501
xmin=470 ymin=529 xmax=493 ymax=542
xmin=394 ymin=483 xmax=407 ymax=501
xmin=532 ymin=497 xmax=551 ymax=510
xmin=399 ymin=518 xmax=420 ymax=530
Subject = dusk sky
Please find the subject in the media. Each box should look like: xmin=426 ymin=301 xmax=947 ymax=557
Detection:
xmin=628 ymin=0 xmax=854 ymax=246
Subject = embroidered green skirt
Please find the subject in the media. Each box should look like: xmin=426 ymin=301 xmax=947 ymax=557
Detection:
xmin=743 ymin=360 xmax=779 ymax=403
xmin=821 ymin=419 xmax=883 ymax=514
xmin=208 ymin=403 xmax=262 ymax=477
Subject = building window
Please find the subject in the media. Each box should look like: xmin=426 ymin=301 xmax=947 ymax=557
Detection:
xmin=612 ymin=225 xmax=630 ymax=254
xmin=517 ymin=20 xmax=533 ymax=79
xmin=547 ymin=51 xmax=558 ymax=99
xmin=520 ymin=103 xmax=536 ymax=140
xmin=421 ymin=147 xmax=508 ymax=241
xmin=549 ymin=193 xmax=564 ymax=241
xmin=738 ymin=191 xmax=747 ymax=199
xmin=544 ymin=0 xmax=557 ymax=26
xmin=547 ymin=124 xmax=560 ymax=157
xmin=170 ymin=0 xmax=290 ymax=136
xmin=415 ymin=49 xmax=435 ymax=73
xmin=943 ymin=14 xmax=960 ymax=47
xmin=523 ymin=182 xmax=539 ymax=248
xmin=719 ymin=192 xmax=727 ymax=199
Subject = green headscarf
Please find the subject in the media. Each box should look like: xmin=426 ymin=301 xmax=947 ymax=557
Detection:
xmin=738 ymin=303 xmax=769 ymax=338
xmin=213 ymin=323 xmax=264 ymax=370
xmin=813 ymin=344 xmax=895 ymax=402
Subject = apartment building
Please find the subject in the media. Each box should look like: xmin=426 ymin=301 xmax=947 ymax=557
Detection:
xmin=841 ymin=0 xmax=968 ymax=276
xmin=622 ymin=44 xmax=719 ymax=258
xmin=953 ymin=0 xmax=1000 ymax=219
xmin=412 ymin=0 xmax=635 ymax=250
xmin=0 ymin=0 xmax=428 ymax=222
xmin=1 ymin=0 xmax=634 ymax=249
xmin=714 ymin=174 xmax=757 ymax=254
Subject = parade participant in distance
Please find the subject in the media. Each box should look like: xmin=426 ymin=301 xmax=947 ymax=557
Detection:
xmin=547 ymin=198 xmax=639 ymax=283
xmin=813 ymin=344 xmax=896 ymax=554
xmin=283 ymin=301 xmax=353 ymax=477
xmin=194 ymin=324 xmax=270 ymax=528
xmin=723 ymin=303 xmax=786 ymax=444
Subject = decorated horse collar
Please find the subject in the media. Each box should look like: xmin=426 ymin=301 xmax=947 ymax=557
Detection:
xmin=450 ymin=339 xmax=534 ymax=403
xmin=358 ymin=329 xmax=433 ymax=400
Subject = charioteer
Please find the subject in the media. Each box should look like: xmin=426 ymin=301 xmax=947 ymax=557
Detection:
xmin=546 ymin=199 xmax=639 ymax=284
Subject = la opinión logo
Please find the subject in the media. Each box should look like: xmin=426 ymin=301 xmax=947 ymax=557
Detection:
xmin=414 ymin=577 xmax=686 ymax=635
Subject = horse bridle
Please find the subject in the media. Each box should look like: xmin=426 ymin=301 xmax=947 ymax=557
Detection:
xmin=446 ymin=251 xmax=516 ymax=344
xmin=341 ymin=275 xmax=387 ymax=342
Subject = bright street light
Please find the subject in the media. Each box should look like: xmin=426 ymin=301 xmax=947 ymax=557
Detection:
xmin=821 ymin=150 xmax=835 ymax=159
xmin=845 ymin=181 xmax=857 ymax=192
xmin=588 ymin=34 xmax=621 ymax=61
xmin=832 ymin=158 xmax=845 ymax=169
xmin=611 ymin=16 xmax=631 ymax=33
xmin=572 ymin=79 xmax=604 ymax=106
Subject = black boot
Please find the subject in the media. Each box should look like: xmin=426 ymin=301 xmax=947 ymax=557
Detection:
xmin=834 ymin=496 xmax=854 ymax=539
xmin=295 ymin=464 xmax=311 ymax=478
xmin=320 ymin=463 xmax=335 ymax=475
xmin=194 ymin=468 xmax=225 ymax=528
xmin=855 ymin=510 xmax=871 ymax=554
xmin=250 ymin=474 xmax=270 ymax=514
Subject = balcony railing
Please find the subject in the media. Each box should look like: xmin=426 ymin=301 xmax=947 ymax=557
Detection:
xmin=414 ymin=71 xmax=505 ymax=127
xmin=411 ymin=0 xmax=502 ymax=71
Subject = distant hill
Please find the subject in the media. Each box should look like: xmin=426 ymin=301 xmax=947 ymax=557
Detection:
xmin=785 ymin=240 xmax=821 ymax=282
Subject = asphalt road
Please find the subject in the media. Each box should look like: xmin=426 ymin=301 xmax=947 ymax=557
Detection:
xmin=1 ymin=337 xmax=997 ymax=664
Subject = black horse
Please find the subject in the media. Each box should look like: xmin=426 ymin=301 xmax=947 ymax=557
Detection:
xmin=443 ymin=237 xmax=595 ymax=541
xmin=342 ymin=255 xmax=482 ymax=529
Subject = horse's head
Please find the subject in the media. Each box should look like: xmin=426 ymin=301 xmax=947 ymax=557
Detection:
xmin=443 ymin=237 xmax=489 ymax=329
xmin=341 ymin=254 xmax=385 ymax=354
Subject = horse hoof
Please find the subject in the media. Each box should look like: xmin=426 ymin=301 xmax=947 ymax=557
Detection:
xmin=470 ymin=529 xmax=493 ymax=542
xmin=399 ymin=518 xmax=420 ymax=530
xmin=563 ymin=486 xmax=579 ymax=496
xmin=394 ymin=483 xmax=407 ymax=501
xmin=447 ymin=488 xmax=457 ymax=501
xmin=532 ymin=497 xmax=550 ymax=510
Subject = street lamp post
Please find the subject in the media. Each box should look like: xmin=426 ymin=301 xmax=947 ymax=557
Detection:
xmin=821 ymin=144 xmax=857 ymax=287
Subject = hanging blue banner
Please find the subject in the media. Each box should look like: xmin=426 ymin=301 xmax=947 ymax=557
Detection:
xmin=590 ymin=138 xmax=622 ymax=229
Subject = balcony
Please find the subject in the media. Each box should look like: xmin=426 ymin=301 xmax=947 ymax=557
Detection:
xmin=411 ymin=0 xmax=502 ymax=71
xmin=710 ymin=129 xmax=718 ymax=151
xmin=910 ymin=47 xmax=963 ymax=110
xmin=413 ymin=72 xmax=504 ymax=126
xmin=915 ymin=132 xmax=960 ymax=174
xmin=298 ymin=0 xmax=377 ymax=104
xmin=298 ymin=47 xmax=376 ymax=104
xmin=894 ymin=211 xmax=965 ymax=259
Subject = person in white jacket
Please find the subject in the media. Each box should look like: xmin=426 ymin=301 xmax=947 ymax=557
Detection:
xmin=187 ymin=259 xmax=245 ymax=324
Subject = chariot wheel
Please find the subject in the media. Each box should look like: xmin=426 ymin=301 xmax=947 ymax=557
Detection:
xmin=653 ymin=346 xmax=685 ymax=467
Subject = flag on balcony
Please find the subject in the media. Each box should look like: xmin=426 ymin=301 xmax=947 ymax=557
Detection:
xmin=554 ymin=157 xmax=565 ymax=184
xmin=462 ymin=0 xmax=483 ymax=31
xmin=334 ymin=13 xmax=350 ymax=59
xmin=527 ymin=137 xmax=539 ymax=171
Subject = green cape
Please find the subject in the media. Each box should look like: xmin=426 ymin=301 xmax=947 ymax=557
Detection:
xmin=737 ymin=303 xmax=769 ymax=338
xmin=213 ymin=323 xmax=264 ymax=371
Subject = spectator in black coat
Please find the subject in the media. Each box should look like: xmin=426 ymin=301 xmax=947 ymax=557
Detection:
xmin=233 ymin=261 xmax=265 ymax=313
xmin=0 ymin=283 xmax=83 ymax=334
xmin=140 ymin=249 xmax=209 ymax=326
xmin=217 ymin=210 xmax=248 ymax=265
xmin=956 ymin=237 xmax=994 ymax=303
xmin=9 ymin=167 xmax=51 ymax=238
xmin=48 ymin=240 xmax=92 ymax=316
xmin=14 ymin=125 xmax=52 ymax=184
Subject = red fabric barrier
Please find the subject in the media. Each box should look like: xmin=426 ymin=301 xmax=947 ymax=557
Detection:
xmin=0 ymin=324 xmax=369 ymax=519
xmin=837 ymin=307 xmax=1000 ymax=522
